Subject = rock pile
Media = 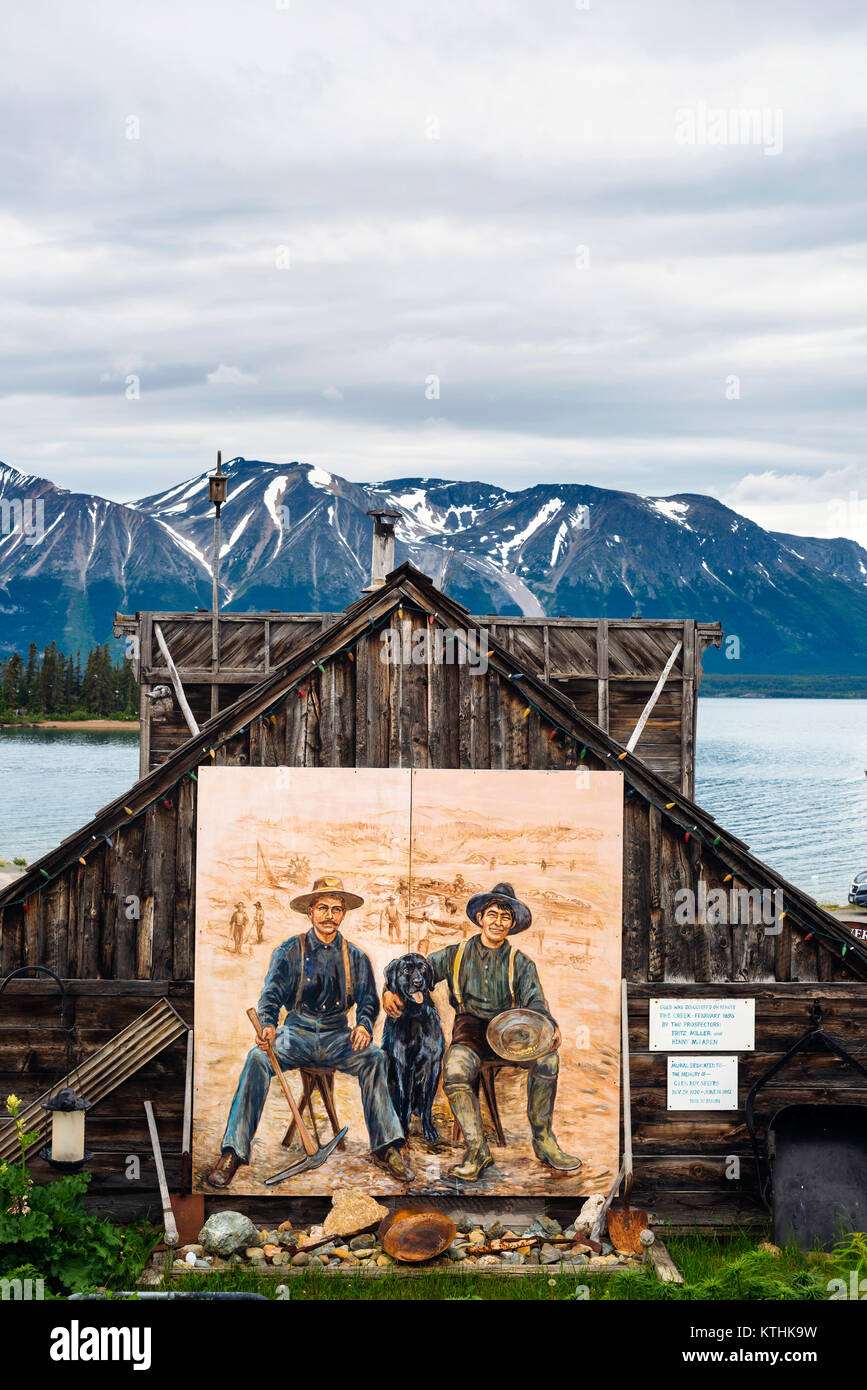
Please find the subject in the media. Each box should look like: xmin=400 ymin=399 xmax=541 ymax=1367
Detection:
xmin=153 ymin=1192 xmax=645 ymax=1278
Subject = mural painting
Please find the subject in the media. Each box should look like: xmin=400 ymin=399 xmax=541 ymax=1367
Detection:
xmin=192 ymin=767 xmax=622 ymax=1195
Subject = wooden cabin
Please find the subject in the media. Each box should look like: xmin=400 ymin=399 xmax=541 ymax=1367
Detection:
xmin=2 ymin=563 xmax=865 ymax=1230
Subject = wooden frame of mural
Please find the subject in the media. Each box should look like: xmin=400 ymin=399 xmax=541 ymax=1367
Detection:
xmin=192 ymin=767 xmax=622 ymax=1196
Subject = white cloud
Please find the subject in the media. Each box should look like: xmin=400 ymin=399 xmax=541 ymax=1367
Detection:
xmin=0 ymin=0 xmax=864 ymax=543
xmin=206 ymin=364 xmax=258 ymax=386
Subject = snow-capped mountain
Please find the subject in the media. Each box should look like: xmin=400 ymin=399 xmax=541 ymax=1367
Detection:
xmin=2 ymin=456 xmax=867 ymax=674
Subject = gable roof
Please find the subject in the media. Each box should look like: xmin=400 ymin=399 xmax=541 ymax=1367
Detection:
xmin=2 ymin=562 xmax=863 ymax=977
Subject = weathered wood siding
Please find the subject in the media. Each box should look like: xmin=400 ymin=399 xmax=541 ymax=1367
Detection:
xmin=120 ymin=609 xmax=720 ymax=794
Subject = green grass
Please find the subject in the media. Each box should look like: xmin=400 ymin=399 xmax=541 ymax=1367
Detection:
xmin=124 ymin=1230 xmax=862 ymax=1301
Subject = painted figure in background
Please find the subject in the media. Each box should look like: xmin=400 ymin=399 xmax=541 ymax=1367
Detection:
xmin=253 ymin=901 xmax=265 ymax=943
xmin=229 ymin=902 xmax=248 ymax=954
xmin=384 ymin=882 xmax=582 ymax=1180
xmin=379 ymin=895 xmax=402 ymax=943
xmin=207 ymin=875 xmax=413 ymax=1188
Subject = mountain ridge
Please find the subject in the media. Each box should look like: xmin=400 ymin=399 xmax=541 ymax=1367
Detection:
xmin=1 ymin=456 xmax=866 ymax=675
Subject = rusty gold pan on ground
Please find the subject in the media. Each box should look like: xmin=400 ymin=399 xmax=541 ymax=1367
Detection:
xmin=486 ymin=1008 xmax=555 ymax=1062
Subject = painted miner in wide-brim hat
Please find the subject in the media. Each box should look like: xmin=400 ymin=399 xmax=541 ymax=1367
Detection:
xmin=465 ymin=881 xmax=532 ymax=934
xmin=289 ymin=874 xmax=365 ymax=914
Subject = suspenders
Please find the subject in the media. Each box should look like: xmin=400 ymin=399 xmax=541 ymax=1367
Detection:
xmin=293 ymin=933 xmax=354 ymax=1013
xmin=452 ymin=938 xmax=515 ymax=1011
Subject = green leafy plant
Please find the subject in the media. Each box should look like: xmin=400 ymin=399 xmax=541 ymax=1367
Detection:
xmin=0 ymin=1094 xmax=159 ymax=1294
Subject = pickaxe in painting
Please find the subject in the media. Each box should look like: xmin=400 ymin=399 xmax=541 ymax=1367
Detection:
xmin=246 ymin=1008 xmax=348 ymax=1184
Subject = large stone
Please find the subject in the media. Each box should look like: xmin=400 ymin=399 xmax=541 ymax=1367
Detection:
xmin=322 ymin=1188 xmax=389 ymax=1239
xmin=527 ymin=1216 xmax=562 ymax=1239
xmin=199 ymin=1211 xmax=261 ymax=1258
xmin=573 ymin=1194 xmax=606 ymax=1237
xmin=291 ymin=1251 xmax=310 ymax=1267
xmin=350 ymin=1234 xmax=377 ymax=1251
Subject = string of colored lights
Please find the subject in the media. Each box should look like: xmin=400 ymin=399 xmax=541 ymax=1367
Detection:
xmin=5 ymin=604 xmax=862 ymax=968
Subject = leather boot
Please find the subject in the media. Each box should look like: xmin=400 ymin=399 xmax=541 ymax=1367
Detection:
xmin=447 ymin=1089 xmax=493 ymax=1181
xmin=527 ymin=1073 xmax=583 ymax=1172
xmin=206 ymin=1150 xmax=241 ymax=1188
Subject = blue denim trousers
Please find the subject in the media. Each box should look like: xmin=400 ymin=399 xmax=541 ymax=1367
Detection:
xmin=221 ymin=1013 xmax=404 ymax=1161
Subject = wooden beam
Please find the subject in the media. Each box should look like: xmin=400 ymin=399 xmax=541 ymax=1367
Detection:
xmin=153 ymin=623 xmax=200 ymax=737
xmin=647 ymin=1236 xmax=683 ymax=1284
xmin=681 ymin=619 xmax=696 ymax=798
xmin=625 ymin=641 xmax=683 ymax=753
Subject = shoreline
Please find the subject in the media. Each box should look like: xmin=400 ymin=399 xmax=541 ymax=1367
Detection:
xmin=1 ymin=719 xmax=140 ymax=731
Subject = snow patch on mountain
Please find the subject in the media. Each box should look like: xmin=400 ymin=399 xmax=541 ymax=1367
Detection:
xmin=156 ymin=520 xmax=213 ymax=577
xmin=307 ymin=466 xmax=332 ymax=491
xmin=649 ymin=498 xmax=692 ymax=528
xmin=550 ymin=520 xmax=569 ymax=566
xmin=495 ymin=498 xmax=563 ymax=565
xmin=221 ymin=509 xmax=254 ymax=556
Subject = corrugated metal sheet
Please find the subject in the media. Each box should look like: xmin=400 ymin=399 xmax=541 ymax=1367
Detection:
xmin=0 ymin=997 xmax=187 ymax=1162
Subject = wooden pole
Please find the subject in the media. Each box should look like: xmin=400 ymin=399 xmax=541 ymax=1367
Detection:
xmin=153 ymin=623 xmax=200 ymax=737
xmin=247 ymin=1008 xmax=318 ymax=1157
xmin=625 ymin=640 xmax=682 ymax=753
xmin=144 ymin=1099 xmax=179 ymax=1247
xmin=180 ymin=1029 xmax=194 ymax=1195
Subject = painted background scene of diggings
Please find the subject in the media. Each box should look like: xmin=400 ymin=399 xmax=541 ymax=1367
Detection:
xmin=408 ymin=769 xmax=623 ymax=1195
xmin=193 ymin=767 xmax=412 ymax=1196
xmin=192 ymin=767 xmax=623 ymax=1196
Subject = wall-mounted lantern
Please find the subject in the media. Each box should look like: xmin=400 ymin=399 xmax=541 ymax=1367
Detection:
xmin=40 ymin=1087 xmax=93 ymax=1170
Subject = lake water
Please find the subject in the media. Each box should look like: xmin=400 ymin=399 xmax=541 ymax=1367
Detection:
xmin=0 ymin=699 xmax=864 ymax=903
xmin=694 ymin=699 xmax=867 ymax=904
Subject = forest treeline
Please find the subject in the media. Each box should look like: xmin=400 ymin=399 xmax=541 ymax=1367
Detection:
xmin=0 ymin=641 xmax=138 ymax=718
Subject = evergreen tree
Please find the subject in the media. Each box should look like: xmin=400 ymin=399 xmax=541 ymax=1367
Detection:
xmin=41 ymin=641 xmax=62 ymax=714
xmin=3 ymin=652 xmax=23 ymax=710
xmin=21 ymin=642 xmax=39 ymax=710
xmin=63 ymin=654 xmax=73 ymax=712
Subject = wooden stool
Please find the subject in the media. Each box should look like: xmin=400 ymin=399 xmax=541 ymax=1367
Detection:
xmin=450 ymin=1061 xmax=529 ymax=1147
xmin=282 ymin=1067 xmax=346 ymax=1151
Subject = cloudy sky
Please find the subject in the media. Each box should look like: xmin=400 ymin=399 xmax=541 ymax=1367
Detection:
xmin=2 ymin=0 xmax=866 ymax=542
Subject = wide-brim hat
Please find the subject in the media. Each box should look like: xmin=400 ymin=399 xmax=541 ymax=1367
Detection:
xmin=290 ymin=874 xmax=364 ymax=914
xmin=487 ymin=1009 xmax=555 ymax=1062
xmin=466 ymin=881 xmax=531 ymax=934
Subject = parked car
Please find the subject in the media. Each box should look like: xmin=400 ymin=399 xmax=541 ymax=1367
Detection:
xmin=848 ymin=870 xmax=867 ymax=907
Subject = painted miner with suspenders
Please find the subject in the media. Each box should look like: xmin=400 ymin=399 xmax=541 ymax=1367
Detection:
xmin=384 ymin=882 xmax=583 ymax=1180
xmin=207 ymin=875 xmax=412 ymax=1188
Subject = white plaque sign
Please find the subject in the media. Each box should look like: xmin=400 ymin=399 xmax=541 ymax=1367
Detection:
xmin=667 ymin=1055 xmax=739 ymax=1110
xmin=650 ymin=998 xmax=754 ymax=1051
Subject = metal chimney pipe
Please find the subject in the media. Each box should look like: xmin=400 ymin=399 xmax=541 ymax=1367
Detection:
xmin=365 ymin=508 xmax=402 ymax=589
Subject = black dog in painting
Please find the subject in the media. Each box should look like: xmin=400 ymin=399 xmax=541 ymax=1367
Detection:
xmin=382 ymin=954 xmax=444 ymax=1146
